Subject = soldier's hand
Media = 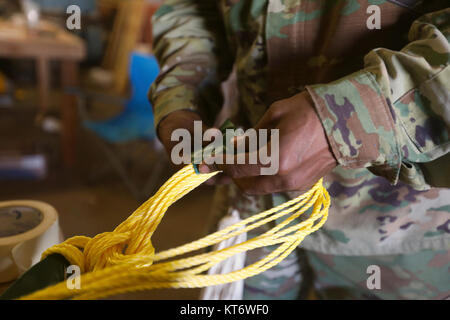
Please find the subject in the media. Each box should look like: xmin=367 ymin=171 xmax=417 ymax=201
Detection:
xmin=158 ymin=110 xmax=203 ymax=169
xmin=157 ymin=110 xmax=231 ymax=185
xmin=199 ymin=91 xmax=337 ymax=195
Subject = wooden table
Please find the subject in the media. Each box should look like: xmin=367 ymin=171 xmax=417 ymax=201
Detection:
xmin=0 ymin=19 xmax=86 ymax=167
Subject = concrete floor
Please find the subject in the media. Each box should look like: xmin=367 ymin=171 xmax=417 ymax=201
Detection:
xmin=0 ymin=103 xmax=216 ymax=299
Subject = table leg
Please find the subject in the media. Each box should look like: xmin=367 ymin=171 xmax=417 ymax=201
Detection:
xmin=60 ymin=61 xmax=79 ymax=168
xmin=36 ymin=57 xmax=50 ymax=120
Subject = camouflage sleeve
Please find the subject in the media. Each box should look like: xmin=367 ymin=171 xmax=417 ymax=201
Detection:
xmin=149 ymin=0 xmax=234 ymax=128
xmin=306 ymin=8 xmax=450 ymax=190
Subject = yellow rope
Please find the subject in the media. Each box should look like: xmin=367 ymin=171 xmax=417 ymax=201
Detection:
xmin=20 ymin=164 xmax=329 ymax=300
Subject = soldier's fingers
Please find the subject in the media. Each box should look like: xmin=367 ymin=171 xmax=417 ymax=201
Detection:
xmin=234 ymin=175 xmax=286 ymax=195
xmin=199 ymin=147 xmax=275 ymax=179
xmin=233 ymin=169 xmax=313 ymax=195
xmin=203 ymin=174 xmax=232 ymax=186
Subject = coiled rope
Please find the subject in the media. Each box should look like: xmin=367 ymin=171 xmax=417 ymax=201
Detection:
xmin=20 ymin=164 xmax=329 ymax=300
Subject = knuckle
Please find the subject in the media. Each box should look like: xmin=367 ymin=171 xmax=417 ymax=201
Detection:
xmin=266 ymin=102 xmax=283 ymax=118
xmin=278 ymin=158 xmax=292 ymax=175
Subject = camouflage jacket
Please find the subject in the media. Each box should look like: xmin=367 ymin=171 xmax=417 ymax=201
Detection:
xmin=149 ymin=0 xmax=450 ymax=255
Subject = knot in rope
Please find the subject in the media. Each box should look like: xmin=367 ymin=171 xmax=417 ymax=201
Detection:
xmin=22 ymin=165 xmax=329 ymax=300
xmin=43 ymin=230 xmax=155 ymax=273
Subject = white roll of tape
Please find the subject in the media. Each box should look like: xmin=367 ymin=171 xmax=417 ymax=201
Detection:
xmin=0 ymin=200 xmax=63 ymax=283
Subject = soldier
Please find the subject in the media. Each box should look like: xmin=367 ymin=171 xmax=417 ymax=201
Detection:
xmin=149 ymin=0 xmax=450 ymax=299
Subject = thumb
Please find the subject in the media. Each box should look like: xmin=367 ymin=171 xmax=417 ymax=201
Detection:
xmin=198 ymin=162 xmax=219 ymax=174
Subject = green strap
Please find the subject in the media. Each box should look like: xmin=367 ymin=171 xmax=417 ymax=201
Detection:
xmin=0 ymin=254 xmax=70 ymax=299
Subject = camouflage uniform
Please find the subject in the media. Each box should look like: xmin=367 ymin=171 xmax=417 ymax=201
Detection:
xmin=150 ymin=0 xmax=450 ymax=299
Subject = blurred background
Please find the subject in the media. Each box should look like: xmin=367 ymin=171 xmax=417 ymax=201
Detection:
xmin=0 ymin=0 xmax=215 ymax=299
